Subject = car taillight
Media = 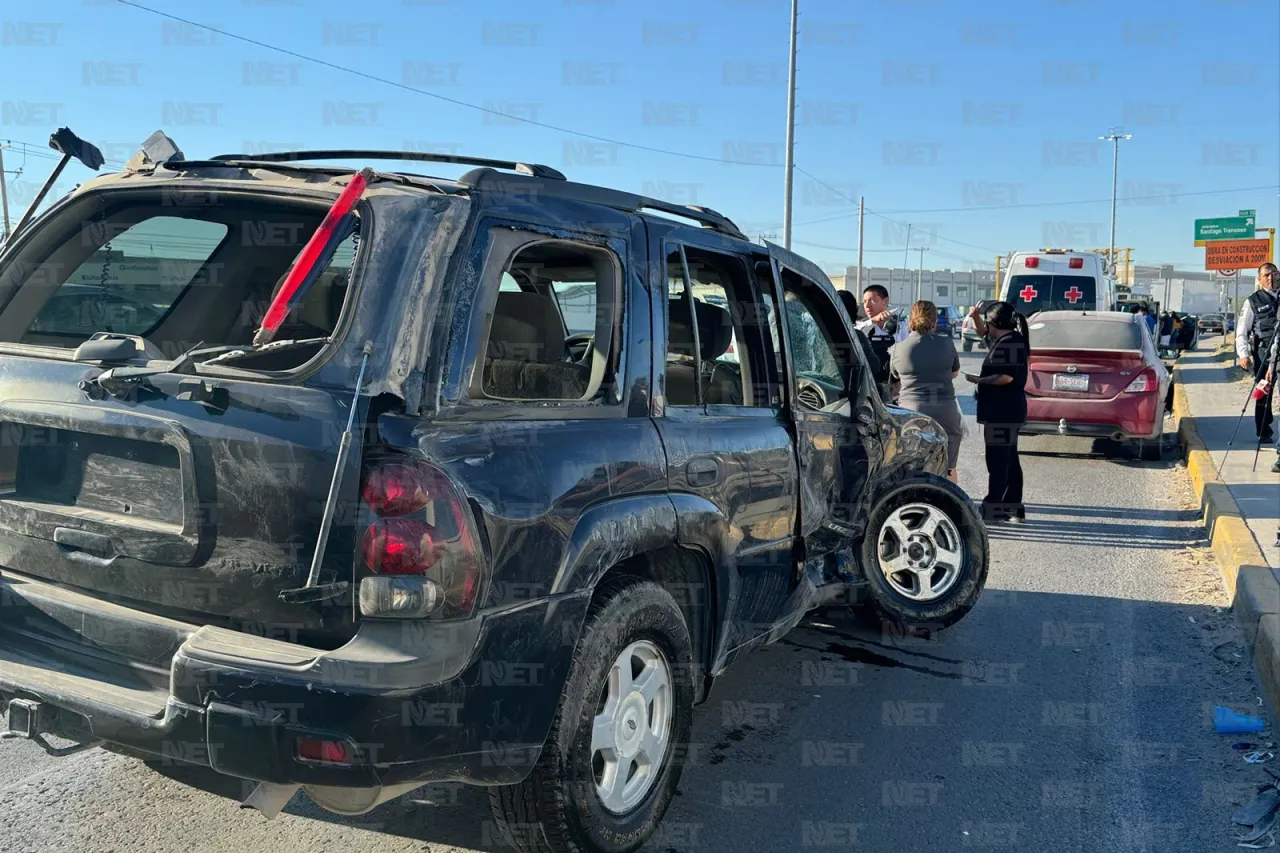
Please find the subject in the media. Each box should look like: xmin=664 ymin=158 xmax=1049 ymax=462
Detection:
xmin=1124 ymin=370 xmax=1156 ymax=393
xmin=358 ymin=459 xmax=484 ymax=620
xmin=1068 ymin=257 xmax=1083 ymax=269
xmin=297 ymin=738 xmax=353 ymax=764
xmin=362 ymin=463 xmax=432 ymax=516
xmin=1024 ymin=257 xmax=1039 ymax=268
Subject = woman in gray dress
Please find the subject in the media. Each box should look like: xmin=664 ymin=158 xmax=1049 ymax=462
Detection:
xmin=890 ymin=301 xmax=964 ymax=483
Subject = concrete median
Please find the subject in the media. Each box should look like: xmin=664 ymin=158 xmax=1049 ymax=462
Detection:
xmin=1173 ymin=355 xmax=1280 ymax=712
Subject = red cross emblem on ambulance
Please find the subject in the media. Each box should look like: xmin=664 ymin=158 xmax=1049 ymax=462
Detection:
xmin=1063 ymin=286 xmax=1084 ymax=304
xmin=1018 ymin=285 xmax=1038 ymax=301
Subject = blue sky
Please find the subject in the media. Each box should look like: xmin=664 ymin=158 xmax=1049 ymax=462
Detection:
xmin=2 ymin=0 xmax=1277 ymax=275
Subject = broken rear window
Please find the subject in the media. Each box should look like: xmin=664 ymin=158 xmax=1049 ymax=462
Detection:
xmin=0 ymin=190 xmax=362 ymax=370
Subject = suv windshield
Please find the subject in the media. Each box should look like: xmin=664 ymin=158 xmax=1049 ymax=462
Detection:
xmin=0 ymin=191 xmax=361 ymax=369
xmin=1029 ymin=318 xmax=1143 ymax=351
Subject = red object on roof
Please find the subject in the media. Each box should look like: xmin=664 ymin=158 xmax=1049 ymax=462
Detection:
xmin=254 ymin=167 xmax=373 ymax=345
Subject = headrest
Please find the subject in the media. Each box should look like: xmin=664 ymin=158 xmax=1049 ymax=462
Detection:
xmin=489 ymin=291 xmax=565 ymax=363
xmin=669 ymin=296 xmax=733 ymax=362
xmin=267 ymin=268 xmax=348 ymax=333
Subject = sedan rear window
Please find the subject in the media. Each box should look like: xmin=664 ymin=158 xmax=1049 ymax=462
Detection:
xmin=1029 ymin=319 xmax=1143 ymax=351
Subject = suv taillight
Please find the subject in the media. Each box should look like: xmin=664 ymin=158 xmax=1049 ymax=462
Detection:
xmin=358 ymin=459 xmax=483 ymax=620
xmin=1124 ymin=370 xmax=1157 ymax=393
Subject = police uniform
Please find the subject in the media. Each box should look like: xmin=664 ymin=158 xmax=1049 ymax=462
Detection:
xmin=1237 ymin=286 xmax=1280 ymax=438
xmin=855 ymin=314 xmax=908 ymax=399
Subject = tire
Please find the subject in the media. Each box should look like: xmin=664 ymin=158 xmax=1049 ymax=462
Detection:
xmin=859 ymin=474 xmax=989 ymax=631
xmin=1138 ymin=422 xmax=1164 ymax=461
xmin=963 ymin=340 xmax=973 ymax=352
xmin=488 ymin=580 xmax=694 ymax=853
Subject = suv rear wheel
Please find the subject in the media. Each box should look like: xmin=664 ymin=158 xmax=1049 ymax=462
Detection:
xmin=489 ymin=579 xmax=694 ymax=853
xmin=860 ymin=475 xmax=988 ymax=630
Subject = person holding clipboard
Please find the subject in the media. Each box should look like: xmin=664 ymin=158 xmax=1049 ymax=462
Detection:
xmin=964 ymin=301 xmax=1031 ymax=524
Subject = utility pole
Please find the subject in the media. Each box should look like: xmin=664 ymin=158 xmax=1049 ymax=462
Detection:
xmin=855 ymin=196 xmax=864 ymax=296
xmin=916 ymin=247 xmax=928 ymax=303
xmin=781 ymin=0 xmax=798 ymax=250
xmin=1100 ymin=127 xmax=1132 ymax=275
xmin=0 ymin=143 xmax=11 ymax=241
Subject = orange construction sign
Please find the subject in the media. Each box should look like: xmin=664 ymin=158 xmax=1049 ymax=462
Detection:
xmin=1204 ymin=238 xmax=1272 ymax=271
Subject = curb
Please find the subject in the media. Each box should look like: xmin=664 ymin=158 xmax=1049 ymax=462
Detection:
xmin=1172 ymin=368 xmax=1280 ymax=713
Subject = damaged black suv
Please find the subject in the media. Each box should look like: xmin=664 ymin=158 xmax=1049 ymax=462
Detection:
xmin=0 ymin=131 xmax=988 ymax=853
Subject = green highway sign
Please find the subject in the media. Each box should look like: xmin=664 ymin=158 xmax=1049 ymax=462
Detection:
xmin=1195 ymin=216 xmax=1255 ymax=241
xmin=1239 ymin=209 xmax=1256 ymax=217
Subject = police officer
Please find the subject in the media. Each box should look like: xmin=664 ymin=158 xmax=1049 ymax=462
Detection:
xmin=855 ymin=284 xmax=908 ymax=400
xmin=1237 ymin=262 xmax=1280 ymax=442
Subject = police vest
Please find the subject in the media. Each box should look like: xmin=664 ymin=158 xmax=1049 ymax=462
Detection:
xmin=1249 ymin=289 xmax=1279 ymax=350
xmin=864 ymin=320 xmax=896 ymax=383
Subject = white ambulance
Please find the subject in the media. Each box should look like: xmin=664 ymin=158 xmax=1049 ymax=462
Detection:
xmin=998 ymin=249 xmax=1118 ymax=315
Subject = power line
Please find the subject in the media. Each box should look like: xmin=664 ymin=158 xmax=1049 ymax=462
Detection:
xmin=793 ymin=167 xmax=1004 ymax=255
xmin=790 ymin=183 xmax=1280 ymax=226
xmin=111 ymin=0 xmax=785 ymax=169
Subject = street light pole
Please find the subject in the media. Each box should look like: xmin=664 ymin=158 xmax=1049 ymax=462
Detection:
xmin=1100 ymin=128 xmax=1131 ymax=274
xmin=916 ymin=247 xmax=928 ymax=303
xmin=855 ymin=195 xmax=864 ymax=295
xmin=781 ymin=0 xmax=798 ymax=250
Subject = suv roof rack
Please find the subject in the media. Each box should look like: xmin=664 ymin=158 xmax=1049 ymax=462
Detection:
xmin=208 ymin=149 xmax=567 ymax=181
xmin=456 ymin=168 xmax=747 ymax=240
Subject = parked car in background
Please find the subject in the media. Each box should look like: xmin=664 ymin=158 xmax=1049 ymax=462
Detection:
xmin=1022 ymin=310 xmax=1171 ymax=460
xmin=961 ymin=313 xmax=986 ymax=352
xmin=935 ymin=306 xmax=959 ymax=338
xmin=1198 ymin=313 xmax=1225 ymax=336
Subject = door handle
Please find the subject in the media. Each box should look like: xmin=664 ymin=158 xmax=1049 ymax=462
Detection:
xmin=53 ymin=527 xmax=116 ymax=560
xmin=686 ymin=457 xmax=720 ymax=487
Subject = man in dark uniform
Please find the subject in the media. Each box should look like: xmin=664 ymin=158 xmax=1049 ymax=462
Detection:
xmin=1237 ymin=262 xmax=1280 ymax=442
xmin=854 ymin=284 xmax=907 ymax=401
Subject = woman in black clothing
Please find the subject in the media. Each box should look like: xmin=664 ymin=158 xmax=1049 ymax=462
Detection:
xmin=965 ymin=301 xmax=1031 ymax=523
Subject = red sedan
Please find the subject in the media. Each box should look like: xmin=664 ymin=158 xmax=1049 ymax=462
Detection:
xmin=1021 ymin=310 xmax=1171 ymax=460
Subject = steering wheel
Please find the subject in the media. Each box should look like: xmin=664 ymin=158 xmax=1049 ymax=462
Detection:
xmin=564 ymin=333 xmax=594 ymax=363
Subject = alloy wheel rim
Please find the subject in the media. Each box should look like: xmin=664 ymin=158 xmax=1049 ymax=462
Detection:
xmin=590 ymin=639 xmax=673 ymax=814
xmin=877 ymin=502 xmax=965 ymax=601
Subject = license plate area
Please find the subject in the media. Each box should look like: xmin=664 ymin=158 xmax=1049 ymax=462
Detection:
xmin=1052 ymin=373 xmax=1090 ymax=392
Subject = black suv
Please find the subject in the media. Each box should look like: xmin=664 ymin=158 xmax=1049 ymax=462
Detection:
xmin=0 ymin=135 xmax=988 ymax=853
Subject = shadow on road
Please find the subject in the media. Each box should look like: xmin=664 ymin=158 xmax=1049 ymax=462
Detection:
xmin=984 ymin=516 xmax=1203 ymax=550
xmin=122 ymin=585 xmax=1260 ymax=853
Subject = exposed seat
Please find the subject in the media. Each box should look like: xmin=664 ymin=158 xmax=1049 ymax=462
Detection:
xmin=666 ymin=297 xmax=743 ymax=406
xmin=484 ymin=291 xmax=589 ymax=399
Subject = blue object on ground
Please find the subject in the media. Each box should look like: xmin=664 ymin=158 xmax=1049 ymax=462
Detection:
xmin=1216 ymin=706 xmax=1266 ymax=733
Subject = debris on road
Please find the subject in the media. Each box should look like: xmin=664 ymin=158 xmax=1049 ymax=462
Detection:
xmin=1218 ymin=707 xmax=1266 ymax=733
xmin=1244 ymin=751 xmax=1275 ymax=765
xmin=1234 ymin=787 xmax=1280 ymax=826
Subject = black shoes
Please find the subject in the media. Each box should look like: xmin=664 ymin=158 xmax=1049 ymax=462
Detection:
xmin=981 ymin=503 xmax=1026 ymax=524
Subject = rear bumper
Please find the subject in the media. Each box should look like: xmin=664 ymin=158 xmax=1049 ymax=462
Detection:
xmin=0 ymin=569 xmax=587 ymax=789
xmin=1023 ymin=393 xmax=1161 ymax=441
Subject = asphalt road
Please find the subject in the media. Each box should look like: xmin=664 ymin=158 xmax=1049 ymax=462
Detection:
xmin=0 ymin=346 xmax=1269 ymax=853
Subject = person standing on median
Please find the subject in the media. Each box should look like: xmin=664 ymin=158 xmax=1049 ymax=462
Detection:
xmin=1237 ymin=262 xmax=1280 ymax=443
xmin=890 ymin=301 xmax=964 ymax=484
xmin=1263 ymin=324 xmax=1280 ymax=473
xmin=856 ymin=284 xmax=909 ymax=401
xmin=965 ymin=301 xmax=1031 ymax=524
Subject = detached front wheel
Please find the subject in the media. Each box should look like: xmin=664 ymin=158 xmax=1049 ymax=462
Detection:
xmin=489 ymin=580 xmax=694 ymax=853
xmin=860 ymin=475 xmax=989 ymax=631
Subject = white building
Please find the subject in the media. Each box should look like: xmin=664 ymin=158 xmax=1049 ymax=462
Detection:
xmin=829 ymin=266 xmax=998 ymax=310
